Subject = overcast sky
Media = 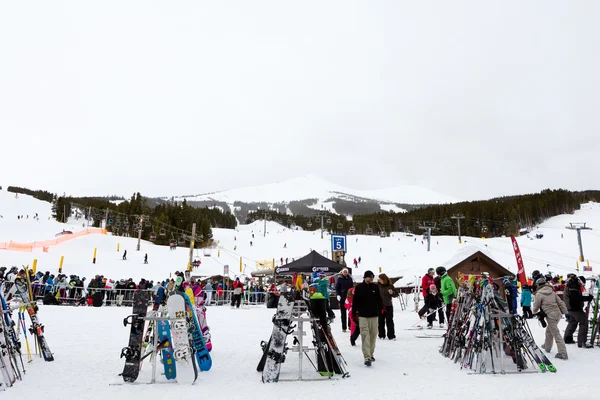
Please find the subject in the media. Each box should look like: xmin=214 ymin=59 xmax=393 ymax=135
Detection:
xmin=1 ymin=1 xmax=598 ymax=201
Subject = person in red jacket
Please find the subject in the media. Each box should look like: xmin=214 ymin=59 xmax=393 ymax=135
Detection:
xmin=231 ymin=277 xmax=244 ymax=308
xmin=421 ymin=268 xmax=436 ymax=298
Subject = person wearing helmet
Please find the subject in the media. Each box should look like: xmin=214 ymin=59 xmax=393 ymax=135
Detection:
xmin=563 ymin=275 xmax=594 ymax=348
xmin=533 ymin=277 xmax=569 ymax=360
xmin=531 ymin=270 xmax=542 ymax=292
xmin=436 ymin=266 xmax=457 ymax=322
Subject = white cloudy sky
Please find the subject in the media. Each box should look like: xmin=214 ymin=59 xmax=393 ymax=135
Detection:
xmin=1 ymin=1 xmax=598 ymax=201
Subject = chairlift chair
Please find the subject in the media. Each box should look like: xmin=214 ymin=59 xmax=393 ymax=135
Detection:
xmin=178 ymin=235 xmax=186 ymax=245
xmin=366 ymin=225 xmax=373 ymax=235
xmin=336 ymin=222 xmax=343 ymax=229
xmin=314 ymin=216 xmax=320 ymax=222
xmin=326 ymin=218 xmax=332 ymax=225
xmin=306 ymin=221 xmax=313 ymax=228
xmin=149 ymin=233 xmax=157 ymax=241
xmin=203 ymin=248 xmax=212 ymax=257
xmin=159 ymin=228 xmax=166 ymax=236
xmin=349 ymin=225 xmax=356 ymax=234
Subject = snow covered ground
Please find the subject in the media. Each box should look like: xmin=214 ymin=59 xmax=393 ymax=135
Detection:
xmin=5 ymin=303 xmax=597 ymax=400
xmin=2 ymin=189 xmax=600 ymax=398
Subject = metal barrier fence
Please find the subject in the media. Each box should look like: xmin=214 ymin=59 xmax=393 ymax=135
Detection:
xmin=28 ymin=285 xmax=268 ymax=307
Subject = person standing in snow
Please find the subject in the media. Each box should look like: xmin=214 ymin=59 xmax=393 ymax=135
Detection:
xmin=377 ymin=273 xmax=398 ymax=340
xmin=521 ymin=285 xmax=533 ymax=318
xmin=563 ymin=275 xmax=594 ymax=348
xmin=436 ymin=266 xmax=456 ymax=322
xmin=421 ymin=268 xmax=436 ymax=298
xmin=335 ymin=269 xmax=354 ymax=332
xmin=533 ymin=278 xmax=569 ymax=360
xmin=345 ymin=288 xmax=360 ymax=346
xmin=144 ymin=253 xmax=148 ymax=264
xmin=122 ymin=250 xmax=127 ymax=260
xmin=352 ymin=270 xmax=383 ymax=366
xmin=419 ymin=284 xmax=442 ymax=328
xmin=231 ymin=277 xmax=244 ymax=308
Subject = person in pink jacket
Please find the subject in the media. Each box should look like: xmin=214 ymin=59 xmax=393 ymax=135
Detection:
xmin=345 ymin=287 xmax=360 ymax=346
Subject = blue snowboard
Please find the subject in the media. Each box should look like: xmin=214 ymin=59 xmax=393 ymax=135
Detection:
xmin=181 ymin=292 xmax=212 ymax=371
xmin=158 ymin=317 xmax=176 ymax=380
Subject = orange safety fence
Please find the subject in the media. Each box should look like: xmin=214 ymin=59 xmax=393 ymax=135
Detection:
xmin=0 ymin=228 xmax=107 ymax=252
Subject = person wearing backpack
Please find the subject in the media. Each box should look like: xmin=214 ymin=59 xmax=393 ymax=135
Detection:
xmin=533 ymin=278 xmax=569 ymax=360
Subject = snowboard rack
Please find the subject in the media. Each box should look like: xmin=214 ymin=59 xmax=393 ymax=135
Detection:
xmin=278 ymin=300 xmax=342 ymax=382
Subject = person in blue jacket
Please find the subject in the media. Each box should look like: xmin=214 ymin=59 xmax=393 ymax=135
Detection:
xmin=521 ymin=285 xmax=533 ymax=318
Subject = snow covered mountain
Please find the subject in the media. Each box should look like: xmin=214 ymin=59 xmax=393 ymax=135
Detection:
xmin=169 ymin=175 xmax=460 ymax=219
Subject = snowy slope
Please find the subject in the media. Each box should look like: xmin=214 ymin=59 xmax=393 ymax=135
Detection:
xmin=173 ymin=174 xmax=460 ymax=207
xmin=1 ymin=190 xmax=599 ymax=287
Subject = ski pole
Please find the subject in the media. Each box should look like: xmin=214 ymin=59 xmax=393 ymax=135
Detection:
xmin=19 ymin=311 xmax=32 ymax=363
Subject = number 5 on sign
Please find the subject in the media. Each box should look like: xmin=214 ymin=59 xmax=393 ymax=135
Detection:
xmin=331 ymin=234 xmax=347 ymax=253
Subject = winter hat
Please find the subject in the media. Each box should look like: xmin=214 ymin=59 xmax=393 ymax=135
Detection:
xmin=579 ymin=276 xmax=586 ymax=284
xmin=536 ymin=277 xmax=546 ymax=286
xmin=363 ymin=270 xmax=375 ymax=279
xmin=427 ymin=268 xmax=435 ymax=274
xmin=429 ymin=284 xmax=437 ymax=291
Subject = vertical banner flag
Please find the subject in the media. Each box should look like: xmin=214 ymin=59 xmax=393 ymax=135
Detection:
xmin=510 ymin=236 xmax=528 ymax=286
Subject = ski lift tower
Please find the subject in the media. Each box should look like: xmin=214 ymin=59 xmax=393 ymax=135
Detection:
xmin=419 ymin=222 xmax=439 ymax=252
xmin=566 ymin=222 xmax=592 ymax=262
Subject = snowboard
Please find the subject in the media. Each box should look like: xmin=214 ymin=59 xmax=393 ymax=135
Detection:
xmin=262 ymin=292 xmax=294 ymax=383
xmin=167 ymin=294 xmax=190 ymax=361
xmin=120 ymin=290 xmax=148 ymax=382
xmin=157 ymin=311 xmax=176 ymax=380
xmin=188 ymin=287 xmax=212 ymax=352
xmin=13 ymin=280 xmax=53 ymax=361
xmin=182 ymin=292 xmax=212 ymax=372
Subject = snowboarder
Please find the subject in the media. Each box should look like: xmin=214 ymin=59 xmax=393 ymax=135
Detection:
xmin=358 ymin=256 xmax=361 ymax=264
xmin=353 ymin=258 xmax=358 ymax=268
xmin=122 ymin=250 xmax=127 ymax=260
xmin=533 ymin=277 xmax=569 ymax=359
xmin=283 ymin=243 xmax=287 ymax=248
xmin=352 ymin=270 xmax=383 ymax=366
xmin=250 ymin=241 xmax=253 ymax=247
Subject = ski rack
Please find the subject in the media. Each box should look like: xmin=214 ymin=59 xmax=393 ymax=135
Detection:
xmin=110 ymin=313 xmax=179 ymax=386
xmin=279 ymin=300 xmax=335 ymax=382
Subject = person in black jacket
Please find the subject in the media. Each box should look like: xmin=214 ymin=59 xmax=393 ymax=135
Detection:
xmin=352 ymin=270 xmax=383 ymax=367
xmin=418 ymin=284 xmax=442 ymax=328
xmin=335 ymin=269 xmax=354 ymax=332
xmin=563 ymin=275 xmax=594 ymax=347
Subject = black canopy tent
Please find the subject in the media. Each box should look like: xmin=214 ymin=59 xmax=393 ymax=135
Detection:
xmin=271 ymin=250 xmax=349 ymax=276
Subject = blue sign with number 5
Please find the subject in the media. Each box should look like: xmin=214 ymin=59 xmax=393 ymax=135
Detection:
xmin=331 ymin=234 xmax=347 ymax=253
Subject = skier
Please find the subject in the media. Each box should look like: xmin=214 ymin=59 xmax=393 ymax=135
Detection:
xmin=250 ymin=241 xmax=253 ymax=247
xmin=418 ymin=284 xmax=442 ymax=328
xmin=231 ymin=277 xmax=244 ymax=308
xmin=436 ymin=266 xmax=457 ymax=323
xmin=563 ymin=275 xmax=594 ymax=348
xmin=204 ymin=281 xmax=213 ymax=305
xmin=352 ymin=270 xmax=383 ymax=366
xmin=345 ymin=288 xmax=360 ymax=346
xmin=335 ymin=268 xmax=354 ymax=332
xmin=283 ymin=243 xmax=287 ymax=248
xmin=122 ymin=250 xmax=127 ymax=260
xmin=377 ymin=273 xmax=398 ymax=340
xmin=533 ymin=277 xmax=569 ymax=360
xmin=358 ymin=256 xmax=361 ymax=264
xmin=521 ymin=285 xmax=533 ymax=318
xmin=353 ymin=258 xmax=358 ymax=268
xmin=144 ymin=253 xmax=148 ymax=264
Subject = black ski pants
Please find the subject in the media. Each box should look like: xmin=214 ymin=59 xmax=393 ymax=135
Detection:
xmin=231 ymin=294 xmax=242 ymax=308
xmin=339 ymin=296 xmax=348 ymax=330
xmin=445 ymin=303 xmax=452 ymax=323
xmin=522 ymin=306 xmax=533 ymax=319
xmin=378 ymin=305 xmax=395 ymax=339
xmin=564 ymin=310 xmax=588 ymax=345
